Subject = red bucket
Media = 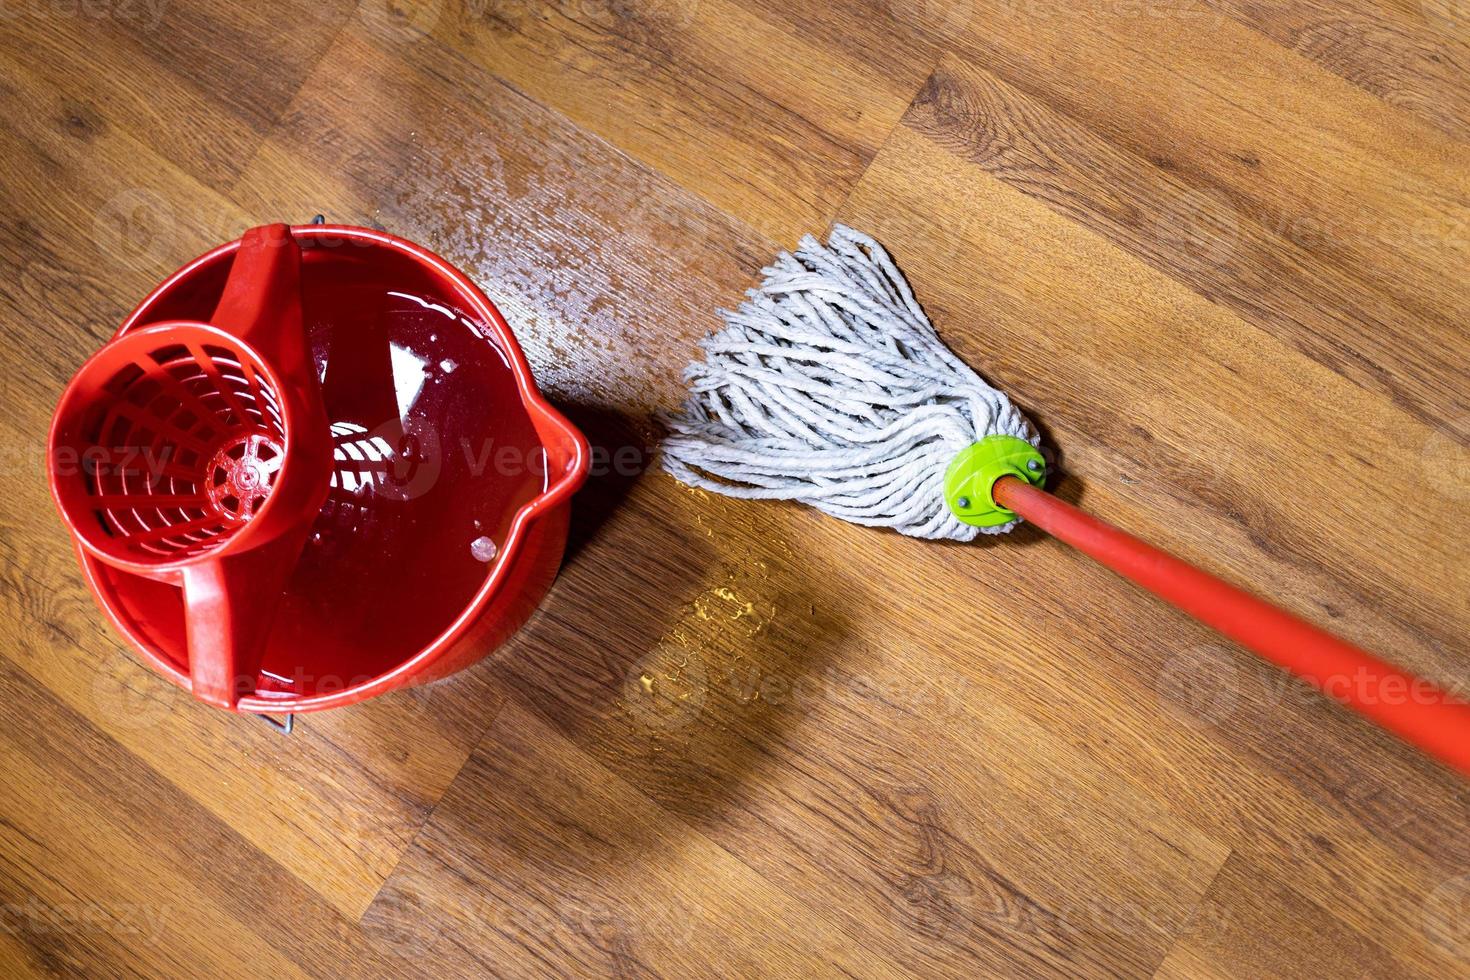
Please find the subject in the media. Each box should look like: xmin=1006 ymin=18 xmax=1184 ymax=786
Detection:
xmin=49 ymin=224 xmax=590 ymax=714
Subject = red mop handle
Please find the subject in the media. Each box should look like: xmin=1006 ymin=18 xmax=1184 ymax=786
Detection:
xmin=993 ymin=476 xmax=1470 ymax=777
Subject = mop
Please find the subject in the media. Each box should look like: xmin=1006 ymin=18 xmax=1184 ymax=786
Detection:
xmin=664 ymin=225 xmax=1470 ymax=777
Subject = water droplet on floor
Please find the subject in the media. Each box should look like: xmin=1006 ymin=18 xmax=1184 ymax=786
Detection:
xmin=470 ymin=536 xmax=498 ymax=562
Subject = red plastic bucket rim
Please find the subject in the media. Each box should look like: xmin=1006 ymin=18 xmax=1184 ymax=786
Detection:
xmin=71 ymin=224 xmax=591 ymax=712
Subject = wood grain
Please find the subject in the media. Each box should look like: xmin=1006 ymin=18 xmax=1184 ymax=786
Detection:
xmin=1 ymin=0 xmax=1466 ymax=976
xmin=0 ymin=31 xmax=518 ymax=921
xmin=873 ymin=55 xmax=1468 ymax=688
xmin=1211 ymin=0 xmax=1470 ymax=142
xmin=924 ymin=0 xmax=1470 ymax=335
xmin=424 ymin=0 xmax=937 ymax=242
xmin=836 ymin=119 xmax=1470 ymax=976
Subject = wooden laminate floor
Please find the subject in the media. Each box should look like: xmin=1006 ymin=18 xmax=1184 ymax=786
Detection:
xmin=1 ymin=0 xmax=1467 ymax=976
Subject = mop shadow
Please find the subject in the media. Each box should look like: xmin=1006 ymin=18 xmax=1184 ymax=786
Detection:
xmin=472 ymin=400 xmax=859 ymax=852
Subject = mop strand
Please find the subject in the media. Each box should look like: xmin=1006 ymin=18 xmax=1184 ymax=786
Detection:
xmin=662 ymin=225 xmax=1037 ymax=540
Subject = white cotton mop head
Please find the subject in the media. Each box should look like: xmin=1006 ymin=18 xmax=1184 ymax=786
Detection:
xmin=662 ymin=225 xmax=1040 ymax=541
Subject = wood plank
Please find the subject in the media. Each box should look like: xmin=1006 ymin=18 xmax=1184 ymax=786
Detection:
xmin=0 ymin=59 xmax=254 ymax=343
xmin=849 ymin=63 xmax=1468 ymax=690
xmin=0 ymin=51 xmax=521 ymax=920
xmin=1154 ymin=851 xmax=1420 ymax=978
xmin=367 ymin=699 xmax=908 ymax=977
xmin=257 ymin=35 xmax=1244 ymax=975
xmin=230 ymin=19 xmax=778 ymax=416
xmin=0 ymin=20 xmax=255 ymax=192
xmin=0 ymin=438 xmax=510 ymax=921
xmin=0 ymin=0 xmax=355 ymax=189
xmin=414 ymin=0 xmax=938 ymax=242
xmin=832 ymin=85 xmax=1470 ymax=975
xmin=2 ymin=1 xmax=1466 ymax=976
xmin=0 ymin=651 xmax=414 ymax=978
xmin=1210 ymin=0 xmax=1470 ymax=141
xmin=368 ymin=467 xmax=1234 ymax=975
xmin=878 ymin=0 xmax=1470 ymax=340
xmin=903 ymin=53 xmax=1466 ymax=431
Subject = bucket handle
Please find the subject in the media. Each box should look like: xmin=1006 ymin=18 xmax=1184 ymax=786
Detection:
xmin=181 ymin=224 xmax=324 ymax=710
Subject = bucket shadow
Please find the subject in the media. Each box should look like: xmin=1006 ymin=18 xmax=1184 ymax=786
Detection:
xmin=556 ymin=401 xmax=659 ymax=565
xmin=469 ymin=403 xmax=861 ymax=839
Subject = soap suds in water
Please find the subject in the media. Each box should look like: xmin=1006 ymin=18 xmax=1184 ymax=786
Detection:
xmin=470 ymin=536 xmax=498 ymax=562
